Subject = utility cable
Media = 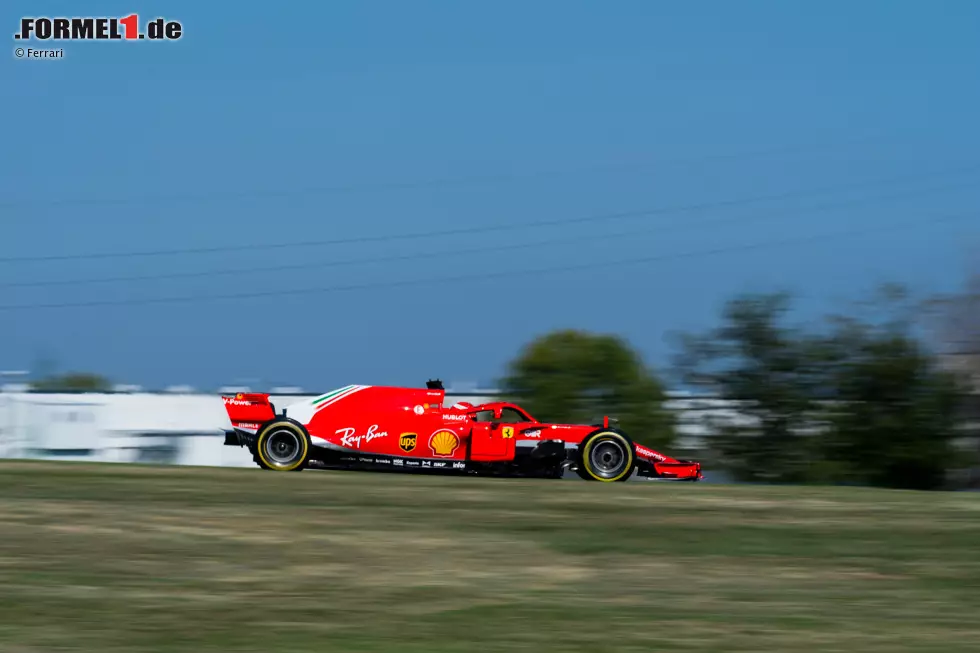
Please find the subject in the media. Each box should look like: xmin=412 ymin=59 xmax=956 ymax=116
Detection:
xmin=2 ymin=162 xmax=978 ymax=264
xmin=0 ymin=209 xmax=971 ymax=311
xmin=2 ymin=177 xmax=975 ymax=289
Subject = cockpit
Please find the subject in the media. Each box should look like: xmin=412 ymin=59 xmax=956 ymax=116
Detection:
xmin=471 ymin=406 xmax=531 ymax=423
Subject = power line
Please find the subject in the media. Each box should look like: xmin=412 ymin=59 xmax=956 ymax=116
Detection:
xmin=3 ymin=178 xmax=975 ymax=289
xmin=0 ymin=134 xmax=898 ymax=211
xmin=0 ymin=210 xmax=972 ymax=312
xmin=2 ymin=162 xmax=978 ymax=265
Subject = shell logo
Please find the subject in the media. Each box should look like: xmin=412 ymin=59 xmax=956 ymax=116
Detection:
xmin=429 ymin=429 xmax=459 ymax=457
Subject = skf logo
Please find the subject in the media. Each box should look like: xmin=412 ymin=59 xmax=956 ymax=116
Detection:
xmin=398 ymin=432 xmax=417 ymax=453
xmin=14 ymin=15 xmax=183 ymax=41
xmin=501 ymin=426 xmax=514 ymax=439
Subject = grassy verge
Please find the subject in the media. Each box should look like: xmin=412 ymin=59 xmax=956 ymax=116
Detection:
xmin=0 ymin=461 xmax=978 ymax=652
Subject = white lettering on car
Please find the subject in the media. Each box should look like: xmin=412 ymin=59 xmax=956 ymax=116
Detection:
xmin=336 ymin=424 xmax=389 ymax=449
xmin=636 ymin=445 xmax=667 ymax=462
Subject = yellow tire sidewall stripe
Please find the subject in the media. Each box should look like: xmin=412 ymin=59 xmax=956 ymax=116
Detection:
xmin=257 ymin=421 xmax=308 ymax=471
xmin=582 ymin=431 xmax=634 ymax=482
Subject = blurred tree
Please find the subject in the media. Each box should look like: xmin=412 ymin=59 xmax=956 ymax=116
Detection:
xmin=499 ymin=329 xmax=675 ymax=450
xmin=674 ymin=287 xmax=966 ymax=489
xmin=929 ymin=269 xmax=980 ymax=387
xmin=672 ymin=292 xmax=829 ymax=483
xmin=922 ymin=264 xmax=980 ymax=487
xmin=820 ymin=315 xmax=964 ymax=490
xmin=32 ymin=372 xmax=112 ymax=392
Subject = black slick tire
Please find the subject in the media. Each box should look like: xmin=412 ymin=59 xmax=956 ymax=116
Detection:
xmin=254 ymin=420 xmax=310 ymax=472
xmin=576 ymin=429 xmax=635 ymax=482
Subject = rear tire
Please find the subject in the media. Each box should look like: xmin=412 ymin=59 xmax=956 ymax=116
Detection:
xmin=254 ymin=420 xmax=310 ymax=472
xmin=576 ymin=430 xmax=635 ymax=482
xmin=251 ymin=448 xmax=272 ymax=470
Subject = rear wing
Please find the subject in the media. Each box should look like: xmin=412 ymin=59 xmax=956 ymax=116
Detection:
xmin=222 ymin=393 xmax=276 ymax=430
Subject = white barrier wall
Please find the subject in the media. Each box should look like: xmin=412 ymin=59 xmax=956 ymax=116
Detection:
xmin=0 ymin=393 xmax=247 ymax=467
xmin=0 ymin=391 xmax=737 ymax=468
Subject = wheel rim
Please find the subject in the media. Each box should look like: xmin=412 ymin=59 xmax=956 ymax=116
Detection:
xmin=264 ymin=429 xmax=302 ymax=466
xmin=589 ymin=439 xmax=627 ymax=478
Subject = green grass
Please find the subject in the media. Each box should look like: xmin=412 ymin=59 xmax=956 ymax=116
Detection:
xmin=0 ymin=461 xmax=978 ymax=652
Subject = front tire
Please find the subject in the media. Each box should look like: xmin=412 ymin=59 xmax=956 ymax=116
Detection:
xmin=254 ymin=420 xmax=310 ymax=472
xmin=576 ymin=430 xmax=635 ymax=482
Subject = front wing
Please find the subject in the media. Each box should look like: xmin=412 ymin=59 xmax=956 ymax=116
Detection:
xmin=636 ymin=458 xmax=703 ymax=481
xmin=633 ymin=444 xmax=702 ymax=481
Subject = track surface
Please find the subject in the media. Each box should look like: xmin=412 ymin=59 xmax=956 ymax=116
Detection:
xmin=1 ymin=461 xmax=978 ymax=652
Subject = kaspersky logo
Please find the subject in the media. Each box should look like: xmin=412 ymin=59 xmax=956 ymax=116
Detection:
xmin=14 ymin=15 xmax=183 ymax=41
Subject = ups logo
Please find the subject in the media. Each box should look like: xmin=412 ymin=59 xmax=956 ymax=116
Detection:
xmin=399 ymin=432 xmax=418 ymax=453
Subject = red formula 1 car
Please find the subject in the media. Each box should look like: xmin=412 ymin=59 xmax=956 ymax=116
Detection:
xmin=221 ymin=380 xmax=702 ymax=482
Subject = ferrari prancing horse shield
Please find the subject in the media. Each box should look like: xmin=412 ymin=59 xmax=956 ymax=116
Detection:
xmin=399 ymin=432 xmax=417 ymax=453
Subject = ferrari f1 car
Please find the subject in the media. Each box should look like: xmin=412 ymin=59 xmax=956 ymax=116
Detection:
xmin=221 ymin=380 xmax=702 ymax=482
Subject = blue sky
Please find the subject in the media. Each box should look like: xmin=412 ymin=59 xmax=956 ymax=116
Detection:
xmin=2 ymin=1 xmax=979 ymax=391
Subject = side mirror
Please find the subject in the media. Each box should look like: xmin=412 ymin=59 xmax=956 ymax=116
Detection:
xmin=493 ymin=407 xmax=502 ymax=420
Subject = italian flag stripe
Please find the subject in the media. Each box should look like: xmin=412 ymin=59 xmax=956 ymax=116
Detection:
xmin=312 ymin=385 xmax=356 ymax=406
xmin=312 ymin=385 xmax=369 ymax=412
